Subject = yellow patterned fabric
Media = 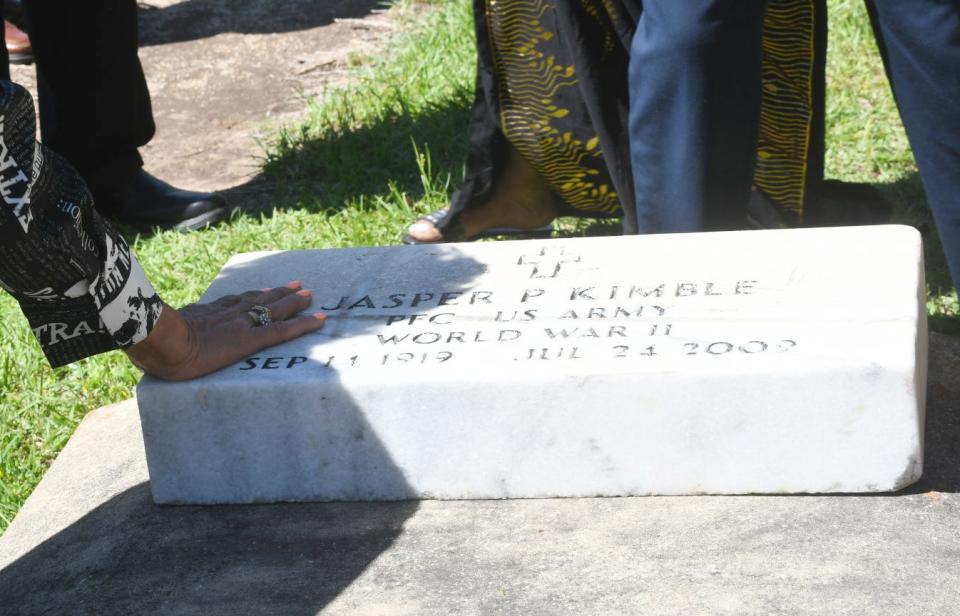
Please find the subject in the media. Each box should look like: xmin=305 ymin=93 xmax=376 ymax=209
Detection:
xmin=485 ymin=0 xmax=623 ymax=215
xmin=755 ymin=0 xmax=818 ymax=222
xmin=483 ymin=0 xmax=819 ymax=221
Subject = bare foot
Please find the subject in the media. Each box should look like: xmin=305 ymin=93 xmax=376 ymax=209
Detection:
xmin=407 ymin=145 xmax=558 ymax=242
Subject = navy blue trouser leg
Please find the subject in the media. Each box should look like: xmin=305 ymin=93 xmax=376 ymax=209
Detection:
xmin=867 ymin=0 xmax=960 ymax=292
xmin=628 ymin=0 xmax=767 ymax=234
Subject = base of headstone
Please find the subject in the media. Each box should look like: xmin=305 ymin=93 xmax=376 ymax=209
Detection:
xmin=137 ymin=226 xmax=927 ymax=503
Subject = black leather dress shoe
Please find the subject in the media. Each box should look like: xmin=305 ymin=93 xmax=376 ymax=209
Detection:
xmin=92 ymin=170 xmax=230 ymax=232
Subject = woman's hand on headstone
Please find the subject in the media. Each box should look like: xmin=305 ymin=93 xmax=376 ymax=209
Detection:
xmin=125 ymin=281 xmax=326 ymax=381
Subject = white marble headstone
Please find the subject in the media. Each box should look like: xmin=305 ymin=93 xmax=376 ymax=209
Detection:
xmin=136 ymin=225 xmax=927 ymax=504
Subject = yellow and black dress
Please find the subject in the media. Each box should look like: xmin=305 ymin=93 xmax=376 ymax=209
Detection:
xmin=438 ymin=0 xmax=826 ymax=234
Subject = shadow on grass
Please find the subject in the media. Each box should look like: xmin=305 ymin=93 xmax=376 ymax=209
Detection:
xmin=137 ymin=0 xmax=389 ymax=47
xmin=227 ymin=89 xmax=474 ymax=217
xmin=115 ymin=89 xmax=474 ymax=242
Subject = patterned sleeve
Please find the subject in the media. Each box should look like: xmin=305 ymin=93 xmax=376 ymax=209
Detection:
xmin=0 ymin=81 xmax=164 ymax=368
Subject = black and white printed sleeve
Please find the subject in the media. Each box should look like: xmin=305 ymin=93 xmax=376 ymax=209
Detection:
xmin=0 ymin=81 xmax=163 ymax=368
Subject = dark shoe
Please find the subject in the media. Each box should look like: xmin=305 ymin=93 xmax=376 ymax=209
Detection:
xmin=5 ymin=20 xmax=32 ymax=64
xmin=402 ymin=207 xmax=554 ymax=245
xmin=93 ymin=169 xmax=230 ymax=232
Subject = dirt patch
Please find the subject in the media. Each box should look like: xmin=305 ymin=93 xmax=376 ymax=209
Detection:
xmin=10 ymin=0 xmax=399 ymax=206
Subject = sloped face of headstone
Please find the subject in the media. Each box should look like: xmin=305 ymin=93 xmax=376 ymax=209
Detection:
xmin=136 ymin=226 xmax=927 ymax=504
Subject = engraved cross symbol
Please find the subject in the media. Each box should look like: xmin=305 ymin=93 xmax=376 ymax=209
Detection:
xmin=517 ymin=247 xmax=582 ymax=279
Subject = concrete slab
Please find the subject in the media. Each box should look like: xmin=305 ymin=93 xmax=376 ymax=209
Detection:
xmin=1 ymin=331 xmax=959 ymax=615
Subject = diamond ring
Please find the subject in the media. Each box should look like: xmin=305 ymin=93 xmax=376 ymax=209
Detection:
xmin=247 ymin=305 xmax=273 ymax=327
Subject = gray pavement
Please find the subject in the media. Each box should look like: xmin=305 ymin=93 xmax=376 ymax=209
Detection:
xmin=1 ymin=332 xmax=959 ymax=615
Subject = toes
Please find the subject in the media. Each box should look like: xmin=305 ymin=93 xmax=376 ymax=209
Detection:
xmin=408 ymin=220 xmax=443 ymax=242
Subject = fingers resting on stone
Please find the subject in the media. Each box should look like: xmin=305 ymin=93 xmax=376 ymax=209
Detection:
xmin=128 ymin=280 xmax=326 ymax=381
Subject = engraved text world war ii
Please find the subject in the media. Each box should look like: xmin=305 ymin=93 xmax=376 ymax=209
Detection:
xmin=137 ymin=226 xmax=927 ymax=504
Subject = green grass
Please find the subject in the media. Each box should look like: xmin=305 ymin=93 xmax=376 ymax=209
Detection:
xmin=0 ymin=0 xmax=956 ymax=534
xmin=824 ymin=0 xmax=959 ymax=325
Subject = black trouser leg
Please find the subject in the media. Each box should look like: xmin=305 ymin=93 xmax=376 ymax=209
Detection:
xmin=22 ymin=0 xmax=154 ymax=196
xmin=0 ymin=0 xmax=9 ymax=81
